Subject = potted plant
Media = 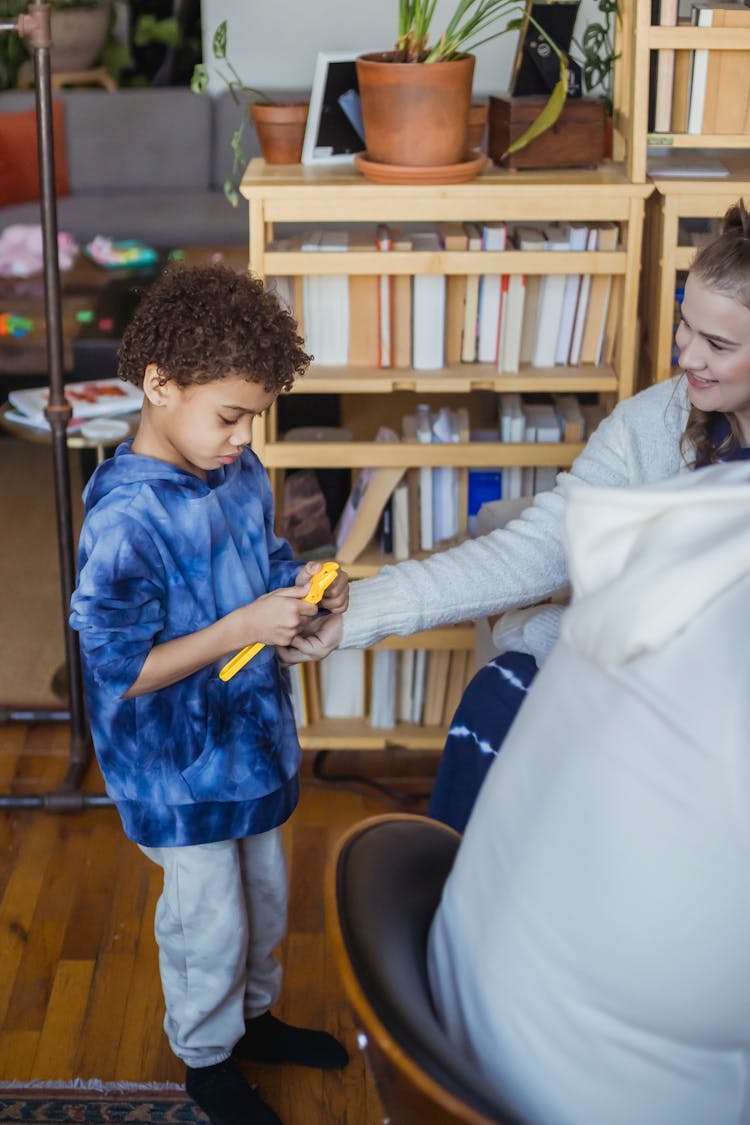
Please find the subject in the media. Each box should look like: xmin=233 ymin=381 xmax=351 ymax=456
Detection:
xmin=571 ymin=0 xmax=619 ymax=156
xmin=191 ymin=20 xmax=308 ymax=205
xmin=0 ymin=0 xmax=114 ymax=90
xmin=356 ymin=0 xmax=568 ymax=170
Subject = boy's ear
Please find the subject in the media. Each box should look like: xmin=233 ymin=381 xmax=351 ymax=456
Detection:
xmin=142 ymin=364 xmax=169 ymax=406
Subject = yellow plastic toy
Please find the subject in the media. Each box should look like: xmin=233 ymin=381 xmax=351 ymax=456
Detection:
xmin=219 ymin=561 xmax=340 ymax=682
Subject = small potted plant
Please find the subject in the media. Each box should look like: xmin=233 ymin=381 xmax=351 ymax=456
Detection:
xmin=571 ymin=0 xmax=619 ymax=156
xmin=356 ymin=0 xmax=568 ymax=170
xmin=191 ymin=20 xmax=308 ymax=205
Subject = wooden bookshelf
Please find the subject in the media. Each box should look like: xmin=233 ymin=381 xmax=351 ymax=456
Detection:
xmin=624 ymin=0 xmax=750 ymax=183
xmin=240 ymin=160 xmax=650 ymax=749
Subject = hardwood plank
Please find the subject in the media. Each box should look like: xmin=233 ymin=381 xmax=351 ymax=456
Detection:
xmin=0 ymin=1030 xmax=40 ymax=1082
xmin=4 ymin=816 xmax=86 ymax=1031
xmin=32 ymin=959 xmax=95 ymax=1078
xmin=60 ymin=810 xmax=121 ymax=960
xmin=74 ymin=950 xmax=139 ymax=1079
xmin=0 ymin=815 xmax=60 ymax=1030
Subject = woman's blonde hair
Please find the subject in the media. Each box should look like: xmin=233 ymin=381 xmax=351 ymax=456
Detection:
xmin=680 ymin=199 xmax=750 ymax=467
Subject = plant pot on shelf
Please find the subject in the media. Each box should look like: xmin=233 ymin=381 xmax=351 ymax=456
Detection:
xmin=250 ymin=102 xmax=309 ymax=165
xmin=355 ymin=52 xmax=475 ymax=168
xmin=44 ymin=2 xmax=111 ymax=72
xmin=468 ymin=101 xmax=488 ymax=152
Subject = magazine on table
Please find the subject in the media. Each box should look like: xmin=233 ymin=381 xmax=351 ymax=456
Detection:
xmin=7 ymin=378 xmax=143 ymax=428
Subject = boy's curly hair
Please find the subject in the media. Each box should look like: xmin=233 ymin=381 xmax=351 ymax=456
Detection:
xmin=118 ymin=262 xmax=311 ymax=393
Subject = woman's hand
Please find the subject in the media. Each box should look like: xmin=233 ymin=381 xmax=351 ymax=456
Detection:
xmin=277 ymin=613 xmax=343 ymax=665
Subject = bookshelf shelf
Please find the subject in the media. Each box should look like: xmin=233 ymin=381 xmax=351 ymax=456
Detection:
xmin=240 ymin=161 xmax=649 ymax=748
xmin=263 ymin=441 xmax=585 ymax=471
xmin=625 ymin=0 xmax=750 ymax=183
xmin=293 ymin=366 xmax=619 ymax=395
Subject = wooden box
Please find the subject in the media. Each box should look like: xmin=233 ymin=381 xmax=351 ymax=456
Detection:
xmin=488 ymin=95 xmax=606 ymax=171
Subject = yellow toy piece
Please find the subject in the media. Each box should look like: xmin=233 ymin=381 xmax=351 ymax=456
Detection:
xmin=219 ymin=561 xmax=340 ymax=682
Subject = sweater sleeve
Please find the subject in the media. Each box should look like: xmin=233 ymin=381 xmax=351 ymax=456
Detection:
xmin=340 ymin=391 xmax=663 ymax=650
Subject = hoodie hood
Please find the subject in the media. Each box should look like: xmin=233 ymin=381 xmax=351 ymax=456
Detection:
xmin=83 ymin=438 xmax=215 ymax=513
xmin=561 ymin=461 xmax=750 ymax=664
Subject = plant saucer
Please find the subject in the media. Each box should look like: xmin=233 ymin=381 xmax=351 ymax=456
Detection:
xmin=353 ymin=151 xmax=487 ymax=185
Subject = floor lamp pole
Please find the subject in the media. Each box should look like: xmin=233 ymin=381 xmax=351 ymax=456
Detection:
xmin=0 ymin=3 xmax=110 ymax=811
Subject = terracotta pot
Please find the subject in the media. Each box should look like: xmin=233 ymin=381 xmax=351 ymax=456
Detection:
xmin=356 ymin=52 xmax=475 ymax=167
xmin=467 ymin=101 xmax=488 ymax=152
xmin=250 ymin=102 xmax=309 ymax=165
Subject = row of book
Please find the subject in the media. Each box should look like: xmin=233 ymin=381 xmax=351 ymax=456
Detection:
xmin=651 ymin=1 xmax=750 ymax=135
xmin=270 ymin=219 xmax=621 ymax=374
xmin=288 ymin=646 xmax=477 ymax=731
xmin=331 ymin=395 xmax=607 ymax=564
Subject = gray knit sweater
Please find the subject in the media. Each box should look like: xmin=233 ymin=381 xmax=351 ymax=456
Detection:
xmin=340 ymin=376 xmax=691 ymax=659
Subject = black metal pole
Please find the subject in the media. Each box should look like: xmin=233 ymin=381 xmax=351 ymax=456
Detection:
xmin=0 ymin=4 xmax=110 ymax=810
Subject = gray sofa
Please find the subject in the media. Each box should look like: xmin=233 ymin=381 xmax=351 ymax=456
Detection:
xmin=0 ymin=87 xmax=273 ymax=248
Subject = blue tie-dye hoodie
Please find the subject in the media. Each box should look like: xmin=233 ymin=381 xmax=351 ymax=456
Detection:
xmin=70 ymin=440 xmax=303 ymax=848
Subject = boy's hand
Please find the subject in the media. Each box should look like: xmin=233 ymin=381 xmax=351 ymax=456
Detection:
xmin=295 ymin=560 xmax=349 ymax=614
xmin=235 ymin=585 xmax=319 ymax=649
xmin=277 ymin=613 xmax=343 ymax=665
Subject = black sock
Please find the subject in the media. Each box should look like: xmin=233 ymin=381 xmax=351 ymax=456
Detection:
xmin=185 ymin=1057 xmax=281 ymax=1125
xmin=234 ymin=1011 xmax=349 ymax=1069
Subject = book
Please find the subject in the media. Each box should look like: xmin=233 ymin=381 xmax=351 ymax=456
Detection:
xmin=348 ymin=231 xmax=380 ymax=366
xmin=515 ymin=225 xmax=546 ymax=366
xmin=498 ymin=392 xmax=525 ymax=499
xmin=8 ymin=378 xmax=143 ymax=423
xmin=699 ymin=5 xmax=750 ymax=133
xmin=439 ymin=221 xmax=470 ymax=365
xmin=288 ymin=663 xmax=308 ymax=727
xmin=401 ymin=413 xmax=423 ymax=556
xmin=375 ymin=223 xmax=395 ymax=368
xmin=579 ymin=223 xmax=618 ymax=366
xmin=523 ymin=402 xmax=561 ymax=493
xmin=477 ymin=222 xmax=507 ymax=364
xmin=391 ymin=479 xmax=410 ymax=560
xmin=411 ymin=231 xmax=446 ymax=370
xmin=431 ymin=407 xmax=461 ymax=545
xmin=461 ymin=221 xmax=483 ymax=362
xmin=654 ymin=0 xmax=679 ymax=132
xmin=415 ymin=403 xmax=434 ymax=550
xmin=422 ymin=649 xmax=451 ymax=727
xmin=334 ymin=426 xmax=406 ymax=563
xmin=686 ymin=4 xmax=715 ymax=134
xmin=568 ymin=226 xmax=599 ymax=365
xmin=301 ymin=229 xmax=350 ymax=365
xmin=554 ymin=222 xmax=589 ymax=365
xmin=553 ymin=393 xmax=585 ymax=442
xmin=411 ymin=648 xmax=428 ymax=725
xmin=397 ymin=649 xmax=415 ymax=723
xmin=498 ymin=271 xmax=526 ymax=374
xmin=390 ymin=227 xmax=414 ymax=368
xmin=532 ymin=224 xmax=570 ymax=368
xmin=370 ymin=648 xmax=397 ymax=728
xmin=319 ymin=649 xmax=365 ymax=719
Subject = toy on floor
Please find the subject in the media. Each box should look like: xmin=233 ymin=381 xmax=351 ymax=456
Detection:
xmin=0 ymin=312 xmax=33 ymax=337
xmin=85 ymin=237 xmax=158 ymax=269
xmin=219 ymin=561 xmax=340 ymax=682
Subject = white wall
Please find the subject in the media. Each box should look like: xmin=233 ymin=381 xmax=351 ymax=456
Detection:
xmin=200 ymin=0 xmax=600 ymax=97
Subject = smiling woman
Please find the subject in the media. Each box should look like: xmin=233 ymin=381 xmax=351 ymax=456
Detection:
xmin=678 ymin=199 xmax=750 ymax=464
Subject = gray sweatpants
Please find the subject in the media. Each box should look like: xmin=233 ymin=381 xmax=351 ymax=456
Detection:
xmin=139 ymin=828 xmax=287 ymax=1067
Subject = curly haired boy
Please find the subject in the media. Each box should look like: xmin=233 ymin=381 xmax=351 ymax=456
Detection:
xmin=70 ymin=263 xmax=349 ymax=1125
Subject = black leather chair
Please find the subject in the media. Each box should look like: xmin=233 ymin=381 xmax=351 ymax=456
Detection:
xmin=326 ymin=813 xmax=522 ymax=1125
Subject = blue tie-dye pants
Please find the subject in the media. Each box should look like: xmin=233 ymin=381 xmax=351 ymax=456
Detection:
xmin=428 ymin=651 xmax=539 ymax=833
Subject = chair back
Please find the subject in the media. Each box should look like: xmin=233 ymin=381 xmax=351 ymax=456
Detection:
xmin=326 ymin=813 xmax=521 ymax=1125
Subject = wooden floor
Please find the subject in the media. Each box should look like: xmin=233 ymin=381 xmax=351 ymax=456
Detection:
xmin=0 ymin=720 xmax=439 ymax=1124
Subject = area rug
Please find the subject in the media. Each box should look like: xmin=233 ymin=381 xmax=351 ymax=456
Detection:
xmin=0 ymin=1081 xmax=207 ymax=1123
xmin=0 ymin=437 xmax=84 ymax=710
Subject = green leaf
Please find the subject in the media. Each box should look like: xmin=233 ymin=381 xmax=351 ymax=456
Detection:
xmin=212 ymin=19 xmax=228 ymax=61
xmin=191 ymin=63 xmax=209 ymax=94
xmin=223 ymin=178 xmax=240 ymax=208
xmin=504 ymin=66 xmax=568 ymax=155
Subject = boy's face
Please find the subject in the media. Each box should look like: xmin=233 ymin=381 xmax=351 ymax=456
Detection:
xmin=141 ymin=369 xmax=277 ymax=477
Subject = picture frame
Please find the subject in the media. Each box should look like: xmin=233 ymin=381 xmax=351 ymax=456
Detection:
xmin=301 ymin=50 xmax=366 ymax=166
xmin=510 ymin=2 xmax=580 ymax=96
